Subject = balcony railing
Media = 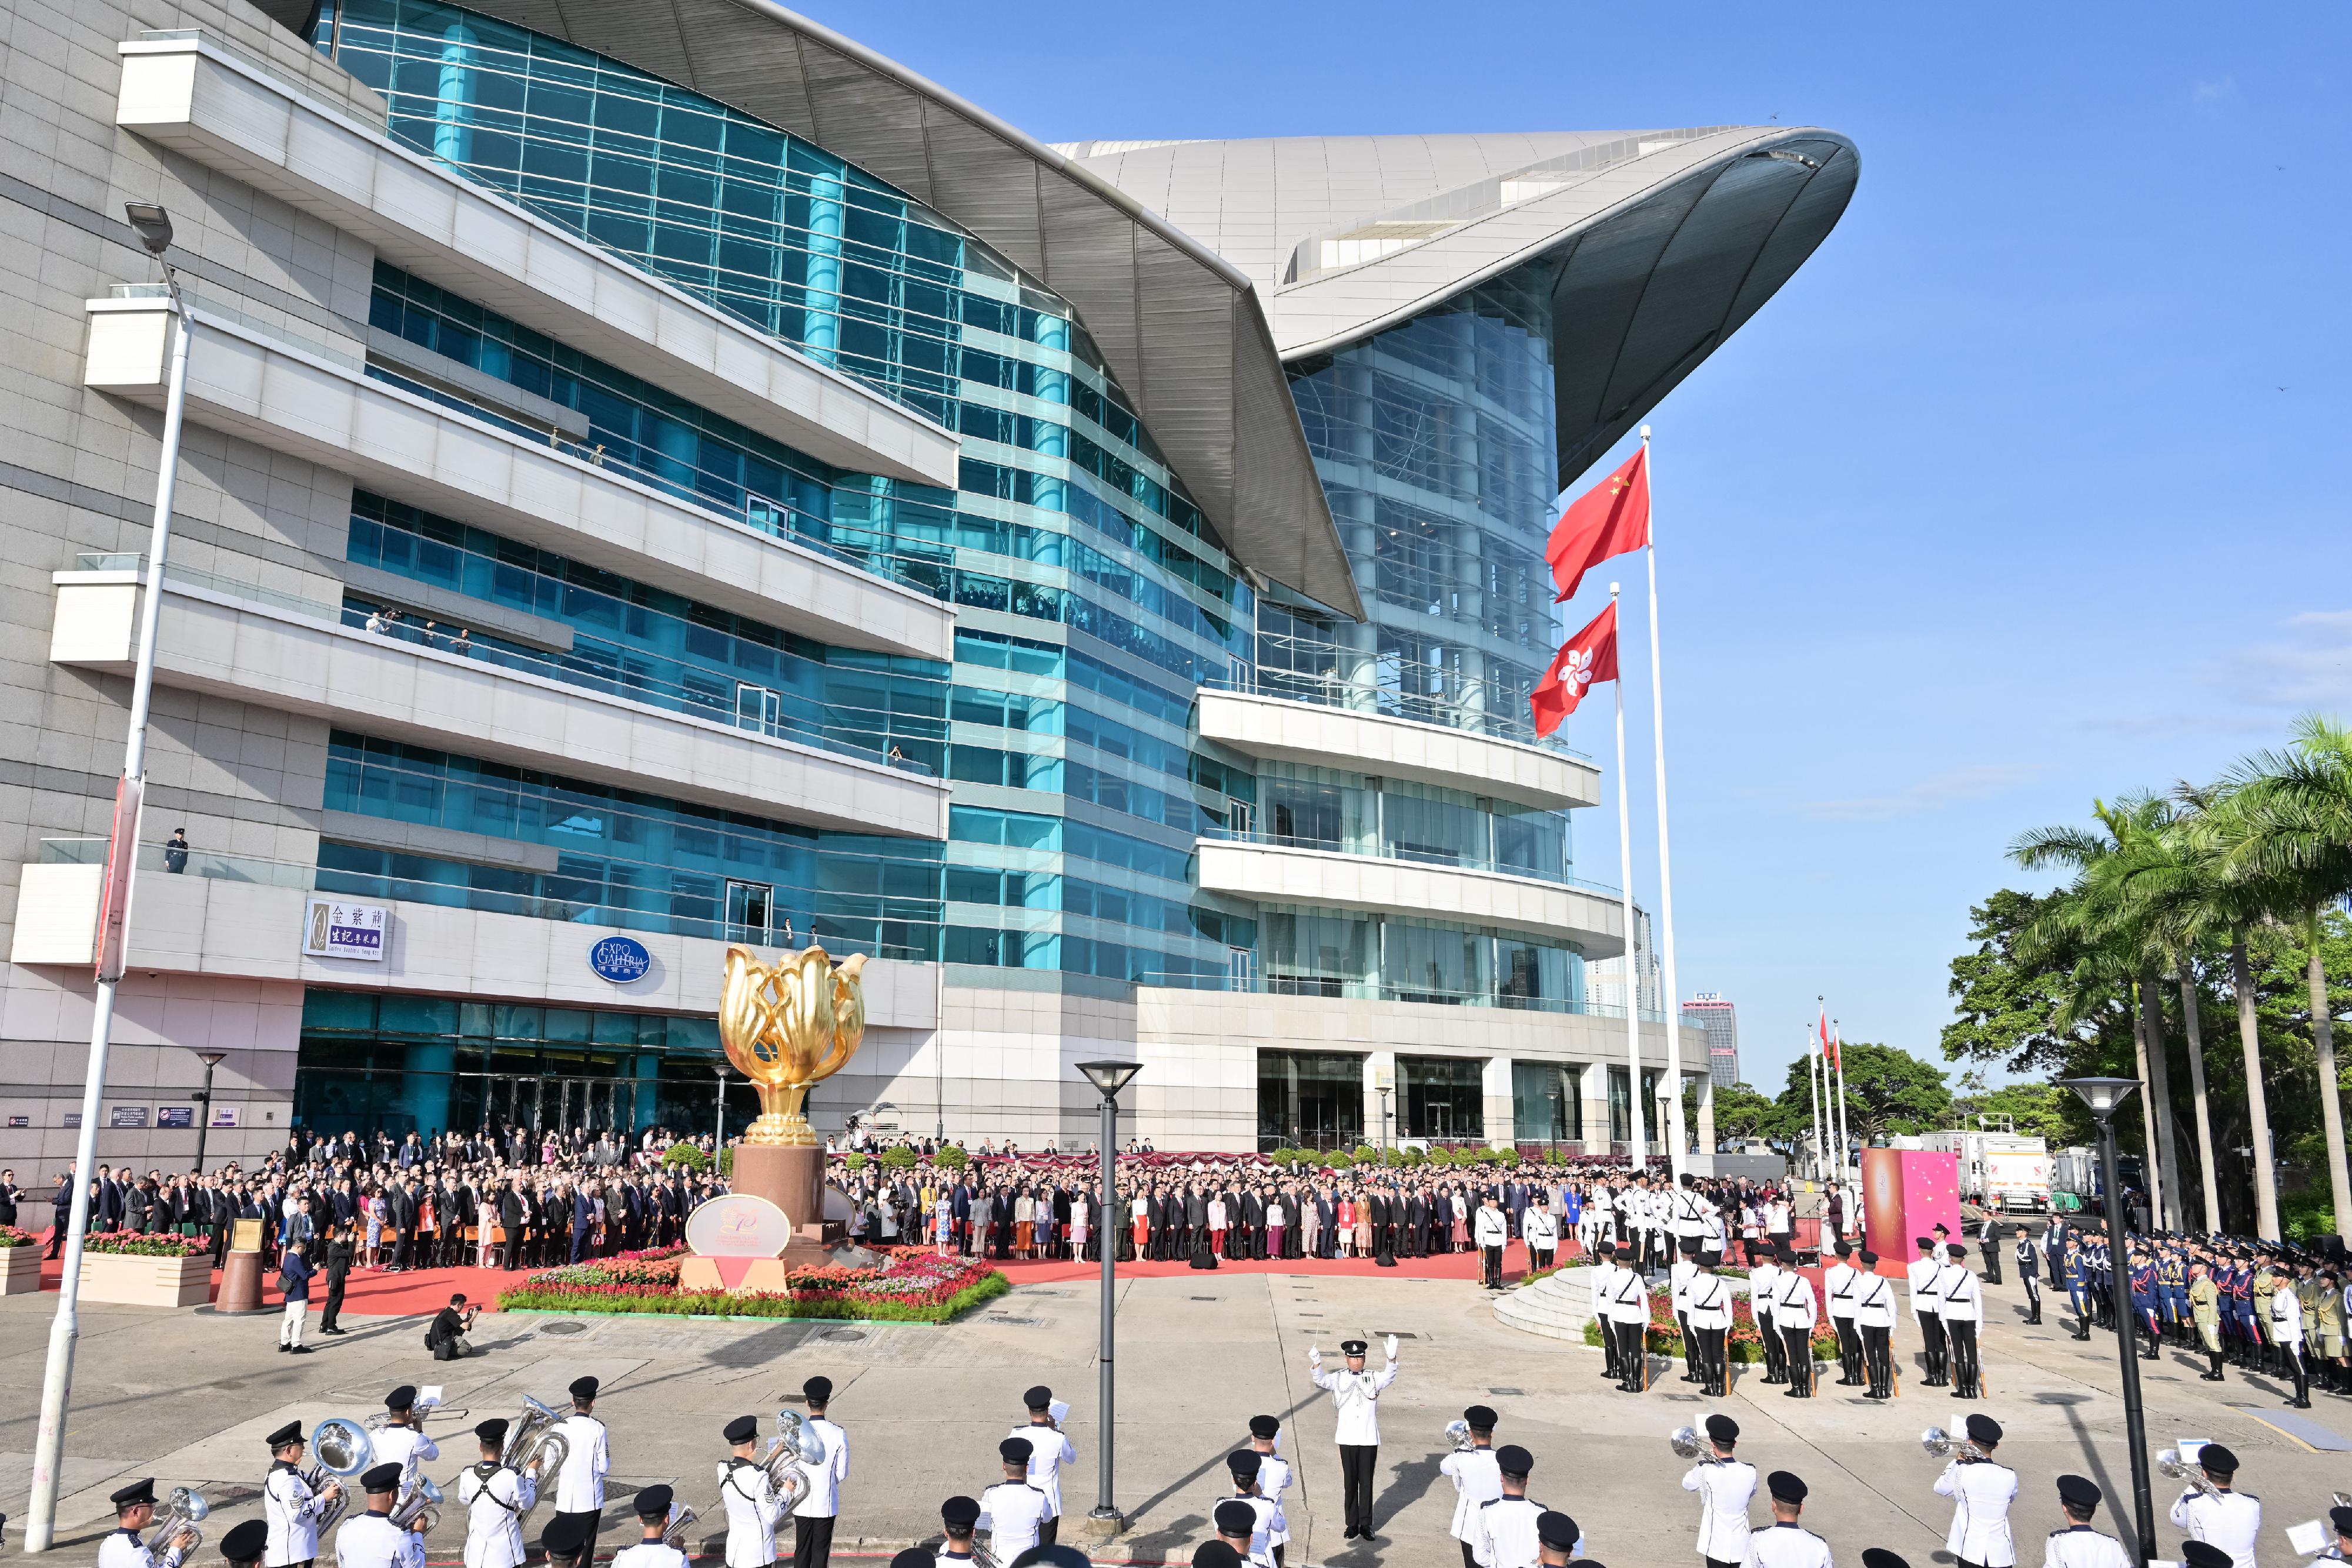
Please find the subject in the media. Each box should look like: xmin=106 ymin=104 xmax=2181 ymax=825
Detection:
xmin=1214 ymin=653 xmax=1592 ymax=763
xmin=1134 ymin=964 xmax=1658 ymax=1021
xmin=1201 ymin=824 xmax=1619 ymax=900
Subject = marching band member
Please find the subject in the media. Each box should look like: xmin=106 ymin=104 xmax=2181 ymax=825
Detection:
xmin=1745 ymin=1472 xmax=1830 ymax=1568
xmin=552 ymin=1378 xmax=611 ymax=1545
xmin=1933 ymin=1415 xmax=2015 ymax=1568
xmin=1772 ymin=1249 xmax=1820 ymax=1399
xmin=1469 ymin=1446 xmax=1551 ymax=1568
xmin=1824 ymin=1243 xmax=1865 ymax=1386
xmin=370 ymin=1389 xmax=439 ymax=1485
xmin=1856 ymin=1252 xmax=1899 ymax=1401
xmin=2327 ymin=1502 xmax=2352 ymax=1560
xmin=609 ymin=1485 xmax=685 ymax=1568
xmin=1441 ymin=1405 xmax=1504 ymax=1567
xmin=264 ymin=1421 xmax=335 ymax=1568
xmin=1536 ymin=1512 xmax=1581 ymax=1568
xmin=1680 ymin=1414 xmax=1755 ymax=1568
xmin=1940 ymin=1245 xmax=1986 ymax=1399
xmin=1218 ymin=1453 xmax=1283 ymax=1568
xmin=977 ymin=1438 xmax=1051 ymax=1563
xmin=794 ymin=1378 xmax=850 ymax=1568
xmin=936 ymin=1497 xmax=981 ymax=1566
xmin=1689 ymin=1253 xmax=1736 ymax=1398
xmin=2168 ymin=1445 xmax=2259 ymax=1568
xmin=335 ymin=1465 xmax=423 ymax=1568
xmin=719 ymin=1416 xmax=787 ymax=1568
xmin=1008 ymin=1385 xmax=1075 ymax=1548
xmin=457 ymin=1418 xmax=537 ymax=1568
xmin=1750 ymin=1248 xmax=1786 ymax=1386
xmin=2043 ymin=1475 xmax=2132 ymax=1568
xmin=1308 ymin=1336 xmax=1399 ymax=1538
xmin=222 ymin=1521 xmax=269 ymax=1568
xmin=1211 ymin=1501 xmax=1263 ymax=1568
xmin=1910 ymin=1238 xmax=1949 ymax=1385
xmin=538 ymin=1513 xmax=592 ymax=1568
xmin=102 ymin=1479 xmax=194 ymax=1568
xmin=1246 ymin=1416 xmax=1291 ymax=1567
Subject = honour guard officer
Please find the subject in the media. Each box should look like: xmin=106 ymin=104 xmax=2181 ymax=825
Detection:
xmin=1824 ymin=1243 xmax=1865 ymax=1386
xmin=2014 ymin=1229 xmax=2042 ymax=1326
xmin=459 ymin=1417 xmax=537 ymax=1568
xmin=1470 ymin=1446 xmax=1549 ymax=1568
xmin=1671 ymin=1241 xmax=1704 ymax=1383
xmin=2127 ymin=1249 xmax=2161 ymax=1360
xmin=1212 ymin=1500 xmax=1265 ymax=1568
xmin=2063 ymin=1236 xmax=2094 ymax=1340
xmin=1442 ymin=1405 xmax=1505 ymax=1566
xmin=978 ymin=1437 xmax=1052 ymax=1563
xmin=2043 ymin=1475 xmax=2131 ymax=1568
xmin=1688 ymin=1254 xmax=1736 ymax=1398
xmin=795 ymin=1378 xmax=850 ymax=1568
xmin=2268 ymin=1263 xmax=2311 ymax=1407
xmin=1672 ymin=1173 xmax=1718 ymax=1255
xmin=539 ymin=1512 xmax=592 ymax=1568
xmin=1749 ymin=1248 xmax=1785 ymax=1386
xmin=610 ymin=1485 xmax=685 ymax=1568
xmin=719 ymin=1415 xmax=786 ymax=1568
xmin=1008 ymin=1386 xmax=1075 ymax=1548
xmin=1476 ymin=1193 xmax=1511 ymax=1290
xmin=1245 ymin=1417 xmax=1292 ymax=1566
xmin=1523 ymin=1196 xmax=1559 ymax=1273
xmin=1932 ymin=1415 xmax=2015 ymax=1568
xmin=372 ymin=1389 xmax=439 ymax=1484
xmin=2189 ymin=1259 xmax=2226 ymax=1382
xmin=336 ymin=1465 xmax=424 ymax=1568
xmin=1308 ymin=1335 xmax=1399 ymax=1539
xmin=1679 ymin=1413 xmax=1755 ymax=1568
xmin=1591 ymin=1243 xmax=1626 ymax=1381
xmin=1910 ymin=1238 xmax=1949 ymax=1384
xmin=223 ymin=1522 xmax=269 ymax=1568
xmin=1746 ymin=1473 xmax=1830 ymax=1568
xmin=1218 ymin=1454 xmax=1282 ymax=1568
xmin=1772 ymin=1249 xmax=1820 ymax=1399
xmin=1940 ymin=1244 xmax=1985 ymax=1399
xmin=552 ymin=1378 xmax=611 ymax=1546
xmin=2168 ymin=1443 xmax=2259 ymax=1568
xmin=1536 ymin=1511 xmax=1580 ymax=1568
xmin=937 ymin=1497 xmax=982 ymax=1566
xmin=1856 ymin=1252 xmax=1899 ymax=1401
xmin=103 ymin=1480 xmax=195 ymax=1568
xmin=1601 ymin=1255 xmax=1653 ymax=1394
xmin=265 ymin=1420 xmax=335 ymax=1568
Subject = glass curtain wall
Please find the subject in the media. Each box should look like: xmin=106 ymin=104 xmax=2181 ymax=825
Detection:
xmin=1511 ymin=1061 xmax=1582 ymax=1145
xmin=1257 ymin=1049 xmax=1366 ymax=1151
xmin=1252 ymin=763 xmax=1569 ymax=882
xmin=1605 ymin=1065 xmax=1665 ymax=1146
xmin=1257 ymin=905 xmax=1581 ymax=1011
xmin=1399 ymin=1055 xmax=1486 ymax=1142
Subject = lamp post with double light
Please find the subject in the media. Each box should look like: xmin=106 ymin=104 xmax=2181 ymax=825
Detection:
xmin=2060 ymin=1075 xmax=2156 ymax=1562
xmin=189 ymin=1049 xmax=227 ymax=1174
xmin=1076 ymin=1059 xmax=1141 ymax=1534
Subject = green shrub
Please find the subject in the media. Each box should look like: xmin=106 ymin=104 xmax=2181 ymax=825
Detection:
xmin=1489 ymin=1146 xmax=1521 ymax=1166
xmin=661 ymin=1144 xmax=711 ymax=1171
xmin=719 ymin=1147 xmax=734 ymax=1179
xmin=880 ymin=1145 xmax=917 ymax=1169
xmin=935 ymin=1145 xmax=970 ymax=1170
xmin=844 ymin=1152 xmax=870 ymax=1171
xmin=1324 ymin=1151 xmax=1354 ymax=1169
xmin=1352 ymin=1144 xmax=1379 ymax=1163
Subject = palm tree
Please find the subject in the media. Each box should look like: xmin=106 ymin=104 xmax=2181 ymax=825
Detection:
xmin=2013 ymin=795 xmax=2186 ymax=1228
xmin=2215 ymin=715 xmax=2352 ymax=1238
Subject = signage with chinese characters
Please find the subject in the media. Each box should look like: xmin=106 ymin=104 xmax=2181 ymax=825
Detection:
xmin=157 ymin=1106 xmax=193 ymax=1128
xmin=6 ymin=1115 xmax=26 ymax=1128
xmin=209 ymin=1106 xmax=240 ymax=1129
xmin=109 ymin=1105 xmax=149 ymax=1128
xmin=64 ymin=1112 xmax=82 ymax=1129
xmin=587 ymin=934 xmax=653 ymax=984
xmin=303 ymin=897 xmax=387 ymax=961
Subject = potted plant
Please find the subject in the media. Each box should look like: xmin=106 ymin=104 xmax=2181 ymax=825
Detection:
xmin=0 ymin=1224 xmax=39 ymax=1295
xmin=79 ymin=1230 xmax=211 ymax=1306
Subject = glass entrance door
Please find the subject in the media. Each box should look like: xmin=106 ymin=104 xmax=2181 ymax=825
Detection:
xmin=726 ymin=880 xmax=774 ymax=945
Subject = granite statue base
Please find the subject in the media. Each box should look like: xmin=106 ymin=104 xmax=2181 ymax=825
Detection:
xmin=729 ymin=1142 xmax=844 ymax=1263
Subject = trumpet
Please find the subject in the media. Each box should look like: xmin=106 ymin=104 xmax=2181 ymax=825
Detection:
xmin=153 ymin=1486 xmax=209 ymax=1555
xmin=1444 ymin=1419 xmax=1475 ymax=1453
xmin=390 ymin=1476 xmax=442 ymax=1535
xmin=2157 ymin=1447 xmax=2220 ymax=1499
xmin=1669 ymin=1426 xmax=1708 ymax=1461
xmin=502 ymin=1397 xmax=571 ymax=1521
xmin=1921 ymin=1427 xmax=1986 ymax=1463
xmin=663 ymin=1506 xmax=698 ymax=1553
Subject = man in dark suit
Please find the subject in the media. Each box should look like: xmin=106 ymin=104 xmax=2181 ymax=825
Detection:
xmin=498 ymin=1180 xmax=525 ymax=1269
xmin=570 ymin=1181 xmax=596 ymax=1263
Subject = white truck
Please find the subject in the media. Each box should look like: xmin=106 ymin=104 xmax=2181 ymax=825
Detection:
xmin=1921 ymin=1129 xmax=2052 ymax=1213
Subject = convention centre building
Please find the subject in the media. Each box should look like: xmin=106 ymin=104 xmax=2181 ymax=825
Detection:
xmin=0 ymin=0 xmax=1857 ymax=1172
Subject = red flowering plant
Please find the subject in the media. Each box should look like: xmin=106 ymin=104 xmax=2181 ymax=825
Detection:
xmin=0 ymin=1225 xmax=39 ymax=1248
xmin=82 ymin=1230 xmax=208 ymax=1257
xmin=496 ymin=1248 xmax=1004 ymax=1320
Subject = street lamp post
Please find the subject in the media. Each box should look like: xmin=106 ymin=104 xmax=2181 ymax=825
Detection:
xmin=190 ymin=1050 xmax=227 ymax=1174
xmin=28 ymin=203 xmax=195 ymax=1556
xmin=1075 ymin=1061 xmax=1142 ymax=1535
xmin=711 ymin=1062 xmax=729 ymax=1152
xmin=2061 ymin=1076 xmax=2156 ymax=1562
xmin=1378 ymin=1087 xmax=1392 ymax=1165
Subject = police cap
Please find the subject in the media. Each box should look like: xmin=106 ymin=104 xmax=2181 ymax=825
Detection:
xmin=1023 ymin=1385 xmax=1052 ymax=1410
xmin=2196 ymin=1443 xmax=2237 ymax=1476
xmin=476 ymin=1418 xmax=510 ymax=1445
xmin=724 ymin=1415 xmax=759 ymax=1445
xmin=1705 ymin=1415 xmax=1739 ymax=1444
xmin=2056 ymin=1475 xmax=2101 ymax=1512
xmin=385 ymin=1385 xmax=417 ymax=1412
xmin=540 ymin=1513 xmax=592 ymax=1560
xmin=1965 ymin=1415 xmax=2002 ymax=1446
xmin=111 ymin=1479 xmax=158 ymax=1511
xmin=1214 ymin=1500 xmax=1258 ymax=1538
xmin=1225 ymin=1449 xmax=1260 ymax=1479
xmin=1000 ymin=1436 xmax=1034 ymax=1465
xmin=804 ymin=1376 xmax=833 ymax=1405
xmin=1536 ymin=1512 xmax=1579 ymax=1550
xmin=221 ymin=1520 xmax=269 ymax=1566
xmin=941 ymin=1496 xmax=981 ymax=1531
xmin=634 ymin=1485 xmax=673 ymax=1519
xmin=1860 ymin=1552 xmax=1910 ymax=1568
xmin=361 ymin=1463 xmax=403 ymax=1495
xmin=1463 ymin=1405 xmax=1499 ymax=1430
xmin=569 ymin=1376 xmax=599 ymax=1402
xmin=1495 ymin=1445 xmax=1534 ymax=1477
xmin=265 ymin=1420 xmax=305 ymax=1449
xmin=1190 ymin=1544 xmax=1244 ymax=1568
xmin=1768 ymin=1470 xmax=1808 ymax=1505
xmin=2181 ymin=1543 xmax=2233 ymax=1568
xmin=1248 ymin=1415 xmax=1279 ymax=1440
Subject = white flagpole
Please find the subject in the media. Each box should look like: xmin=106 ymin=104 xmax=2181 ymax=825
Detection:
xmin=1808 ymin=1029 xmax=1825 ymax=1182
xmin=1640 ymin=424 xmax=1686 ymax=1178
xmin=1610 ymin=583 xmax=1643 ymax=1175
xmin=1833 ymin=1018 xmax=1852 ymax=1181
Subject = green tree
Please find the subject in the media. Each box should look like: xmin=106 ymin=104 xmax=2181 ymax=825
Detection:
xmin=1685 ymin=1079 xmax=1782 ymax=1144
xmin=1949 ymin=1079 xmax=2082 ymax=1145
xmin=1777 ymin=1042 xmax=1950 ymax=1146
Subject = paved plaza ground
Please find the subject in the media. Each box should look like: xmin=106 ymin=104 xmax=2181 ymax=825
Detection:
xmin=2 ymin=1262 xmax=2346 ymax=1565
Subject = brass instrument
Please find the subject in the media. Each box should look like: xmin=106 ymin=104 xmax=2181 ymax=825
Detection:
xmin=761 ymin=1410 xmax=824 ymax=1507
xmin=1920 ymin=1427 xmax=1986 ymax=1463
xmin=1444 ymin=1419 xmax=1474 ymax=1453
xmin=390 ymin=1477 xmax=442 ymax=1535
xmin=308 ymin=1417 xmax=373 ymax=1533
xmin=501 ymin=1397 xmax=571 ymax=1521
xmin=2157 ymin=1447 xmax=2220 ymax=1499
xmin=153 ymin=1487 xmax=209 ymax=1556
xmin=662 ymin=1506 xmax=699 ymax=1553
xmin=1669 ymin=1426 xmax=1707 ymax=1460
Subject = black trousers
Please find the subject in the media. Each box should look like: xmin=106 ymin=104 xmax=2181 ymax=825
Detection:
xmin=1947 ymin=1319 xmax=1982 ymax=1396
xmin=1678 ymin=1311 xmax=1698 ymax=1379
xmin=1695 ymin=1325 xmax=1728 ymax=1395
xmin=1781 ymin=1325 xmax=1814 ymax=1394
xmin=1338 ymin=1444 xmax=1377 ymax=1532
xmin=1979 ymin=1243 xmax=2003 ymax=1284
xmin=550 ymin=1510 xmax=601 ymax=1550
xmin=1756 ymin=1312 xmax=1784 ymax=1381
xmin=319 ymin=1274 xmax=347 ymax=1331
xmin=1862 ymin=1323 xmax=1893 ymax=1396
xmin=1615 ymin=1319 xmax=1649 ymax=1389
xmin=1037 ymin=1517 xmax=1057 ymax=1549
xmin=1831 ymin=1315 xmax=1862 ymax=1382
xmin=1918 ymin=1313 xmax=1949 ymax=1383
xmin=1481 ymin=1245 xmax=1504 ymax=1288
xmin=2020 ymin=1271 xmax=2042 ymax=1320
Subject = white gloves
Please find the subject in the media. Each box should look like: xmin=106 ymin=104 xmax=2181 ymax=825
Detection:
xmin=1307 ymin=1347 xmax=1322 ymax=1365
xmin=1385 ymin=1335 xmax=1399 ymax=1359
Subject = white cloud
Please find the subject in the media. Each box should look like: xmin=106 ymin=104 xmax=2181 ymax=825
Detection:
xmin=2192 ymin=78 xmax=2236 ymax=104
xmin=1802 ymin=764 xmax=2040 ymax=822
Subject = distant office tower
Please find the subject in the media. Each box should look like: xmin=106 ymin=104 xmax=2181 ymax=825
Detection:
xmin=1683 ymin=994 xmax=1740 ymax=1086
xmin=1587 ymin=907 xmax=1662 ymax=1020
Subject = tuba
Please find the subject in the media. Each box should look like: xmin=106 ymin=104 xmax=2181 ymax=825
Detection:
xmin=1921 ymin=1427 xmax=1985 ymax=1463
xmin=1669 ymin=1426 xmax=1706 ymax=1460
xmin=308 ymin=1418 xmax=373 ymax=1533
xmin=502 ymin=1397 xmax=572 ymax=1520
xmin=390 ymin=1476 xmax=442 ymax=1536
xmin=2157 ymin=1448 xmax=2219 ymax=1499
xmin=1444 ymin=1419 xmax=1474 ymax=1453
xmin=153 ymin=1487 xmax=209 ymax=1556
xmin=663 ymin=1506 xmax=699 ymax=1553
xmin=762 ymin=1410 xmax=824 ymax=1507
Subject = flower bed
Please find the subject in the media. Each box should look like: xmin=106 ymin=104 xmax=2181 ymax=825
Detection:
xmin=82 ymin=1230 xmax=208 ymax=1256
xmin=1580 ymin=1288 xmax=1843 ymax=1364
xmin=1 ymin=1229 xmax=38 ymax=1296
xmin=0 ymin=1224 xmax=37 ymax=1248
xmin=497 ymin=1248 xmax=1006 ymax=1322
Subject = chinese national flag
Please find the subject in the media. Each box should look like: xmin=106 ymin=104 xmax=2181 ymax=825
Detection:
xmin=1545 ymin=446 xmax=1651 ymax=602
xmin=1529 ymin=601 xmax=1618 ymax=737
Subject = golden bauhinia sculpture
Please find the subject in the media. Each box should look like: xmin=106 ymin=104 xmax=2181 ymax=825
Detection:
xmin=719 ymin=942 xmax=868 ymax=1147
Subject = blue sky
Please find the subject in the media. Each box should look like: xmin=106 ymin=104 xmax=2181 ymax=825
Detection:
xmin=809 ymin=1 xmax=2351 ymax=1092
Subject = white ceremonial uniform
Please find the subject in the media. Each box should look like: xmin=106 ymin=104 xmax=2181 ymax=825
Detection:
xmin=2040 ymin=1524 xmax=2133 ymax=1568
xmin=1522 ymin=1206 xmax=1559 ymax=1256
xmin=1742 ymin=1520 xmax=1833 ymax=1568
xmin=1855 ymin=1274 xmax=1897 ymax=1331
xmin=554 ymin=1414 xmax=610 ymax=1514
xmin=1673 ymin=1187 xmax=1716 ymax=1243
xmin=1749 ymin=1258 xmax=1782 ymax=1330
xmin=372 ymin=1426 xmax=439 ymax=1485
xmin=265 ymin=1461 xmax=329 ymax=1566
xmin=1220 ymin=1492 xmax=1282 ymax=1567
xmin=457 ymin=1462 xmax=537 ymax=1568
xmin=1682 ymin=1458 xmax=1757 ymax=1564
xmin=2169 ymin=1489 xmax=2260 ymax=1568
xmin=716 ymin=1457 xmax=786 ymax=1568
xmin=1472 ymin=1495 xmax=1552 ymax=1568
xmin=1005 ymin=1423 xmax=1076 ymax=1519
xmin=1823 ymin=1261 xmax=1860 ymax=1326
xmin=794 ymin=1417 xmax=850 ymax=1520
xmin=1439 ymin=1446 xmax=1505 ymax=1544
xmin=101 ymin=1527 xmax=190 ymax=1568
xmin=1934 ymin=1459 xmax=2017 ymax=1567
xmin=1307 ymin=1342 xmax=1399 ymax=1445
xmin=610 ymin=1542 xmax=689 ymax=1568
xmin=1908 ymin=1255 xmax=1945 ymax=1322
xmin=976 ymin=1482 xmax=1051 ymax=1563
xmin=1774 ymin=1271 xmax=1819 ymax=1332
xmin=2271 ymin=1284 xmax=2306 ymax=1346
xmin=1256 ymin=1452 xmax=1293 ymax=1548
xmin=1689 ymin=1275 xmax=1735 ymax=1336
xmin=1604 ymin=1263 xmax=1652 ymax=1335
xmin=1671 ymin=1257 xmax=1699 ymax=1320
xmin=1939 ymin=1263 xmax=1982 ymax=1325
xmin=336 ymin=1512 xmax=425 ymax=1568
xmin=1475 ymin=1206 xmax=1509 ymax=1249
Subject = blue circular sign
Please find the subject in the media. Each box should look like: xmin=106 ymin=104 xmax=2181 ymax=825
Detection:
xmin=587 ymin=935 xmax=653 ymax=984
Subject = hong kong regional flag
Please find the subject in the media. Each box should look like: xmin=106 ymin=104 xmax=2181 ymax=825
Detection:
xmin=1529 ymin=601 xmax=1619 ymax=737
xmin=1545 ymin=446 xmax=1650 ymax=602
